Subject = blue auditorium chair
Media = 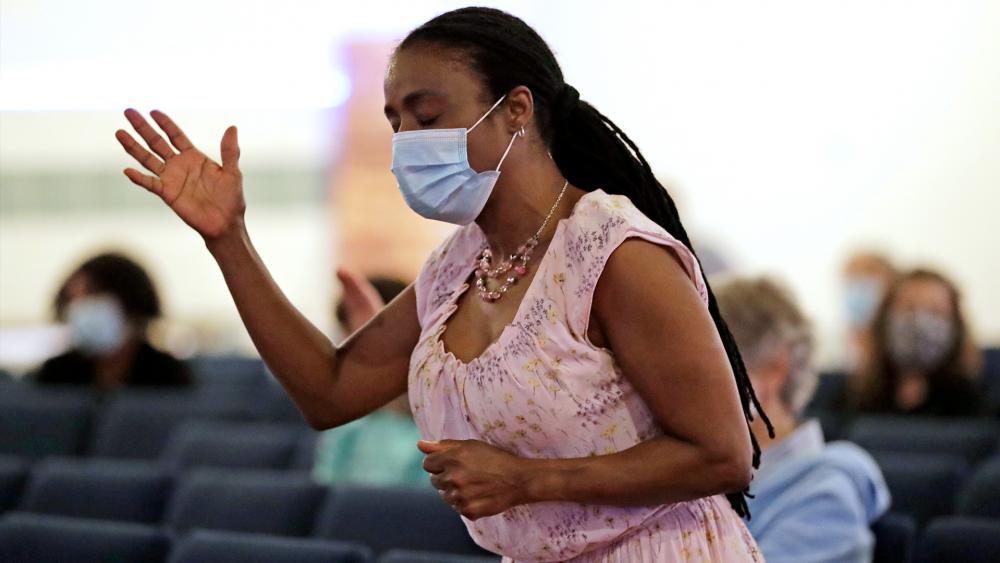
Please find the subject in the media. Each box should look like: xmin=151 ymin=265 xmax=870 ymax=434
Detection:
xmin=0 ymin=512 xmax=169 ymax=563
xmin=188 ymin=355 xmax=268 ymax=392
xmin=90 ymin=390 xmax=255 ymax=459
xmin=872 ymin=452 xmax=967 ymax=527
xmin=955 ymin=456 xmax=1000 ymax=519
xmin=18 ymin=457 xmax=170 ymax=523
xmin=0 ymin=455 xmax=29 ymax=513
xmin=915 ymin=516 xmax=1000 ymax=563
xmin=169 ymin=529 xmax=372 ymax=563
xmin=848 ymin=416 xmax=998 ymax=464
xmin=291 ymin=428 xmax=321 ymax=470
xmin=378 ymin=549 xmax=501 ymax=562
xmin=166 ymin=468 xmax=325 ymax=536
xmin=162 ymin=420 xmax=300 ymax=471
xmin=0 ymin=391 xmax=94 ymax=457
xmin=313 ymin=485 xmax=485 ymax=556
xmin=981 ymin=347 xmax=1000 ymax=412
xmin=871 ymin=512 xmax=916 ymax=563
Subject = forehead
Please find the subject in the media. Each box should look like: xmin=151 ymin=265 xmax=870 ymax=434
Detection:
xmin=894 ymin=278 xmax=953 ymax=311
xmin=64 ymin=274 xmax=92 ymax=301
xmin=383 ymin=44 xmax=486 ymax=106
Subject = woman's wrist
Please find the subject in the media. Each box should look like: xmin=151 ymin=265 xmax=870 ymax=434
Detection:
xmin=204 ymin=220 xmax=250 ymax=258
xmin=516 ymin=456 xmax=574 ymax=504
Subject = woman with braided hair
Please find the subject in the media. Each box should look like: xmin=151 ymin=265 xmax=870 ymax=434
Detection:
xmin=116 ymin=7 xmax=767 ymax=561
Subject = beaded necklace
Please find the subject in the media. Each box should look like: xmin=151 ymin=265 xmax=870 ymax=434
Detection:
xmin=474 ymin=180 xmax=569 ymax=302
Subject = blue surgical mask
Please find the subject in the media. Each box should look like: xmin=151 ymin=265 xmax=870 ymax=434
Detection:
xmin=66 ymin=295 xmax=127 ymax=355
xmin=844 ymin=277 xmax=883 ymax=329
xmin=391 ymin=95 xmax=519 ymax=225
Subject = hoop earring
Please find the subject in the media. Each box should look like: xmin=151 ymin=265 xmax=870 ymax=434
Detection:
xmin=518 ymin=126 xmax=526 ymax=137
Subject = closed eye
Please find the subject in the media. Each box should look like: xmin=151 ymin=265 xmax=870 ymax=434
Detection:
xmin=417 ymin=116 xmax=440 ymax=127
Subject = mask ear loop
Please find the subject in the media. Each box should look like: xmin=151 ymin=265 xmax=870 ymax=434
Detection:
xmin=468 ymin=94 xmax=508 ymax=133
xmin=495 ymin=130 xmax=519 ymax=172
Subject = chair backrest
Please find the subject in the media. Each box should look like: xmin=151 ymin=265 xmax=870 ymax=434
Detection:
xmin=0 ymin=391 xmax=94 ymax=457
xmin=0 ymin=512 xmax=169 ymax=563
xmin=169 ymin=529 xmax=372 ymax=563
xmin=19 ymin=457 xmax=171 ymax=524
xmin=849 ymin=416 xmax=998 ymax=464
xmin=162 ymin=420 xmax=300 ymax=471
xmin=166 ymin=468 xmax=325 ymax=536
xmin=90 ymin=391 xmax=254 ymax=459
xmin=955 ymin=456 xmax=1000 ymax=519
xmin=291 ymin=429 xmax=321 ymax=471
xmin=871 ymin=512 xmax=916 ymax=563
xmin=872 ymin=452 xmax=968 ymax=527
xmin=981 ymin=347 xmax=1000 ymax=412
xmin=313 ymin=485 xmax=483 ymax=556
xmin=0 ymin=455 xmax=29 ymax=514
xmin=377 ymin=549 xmax=501 ymax=563
xmin=915 ymin=516 xmax=1000 ymax=563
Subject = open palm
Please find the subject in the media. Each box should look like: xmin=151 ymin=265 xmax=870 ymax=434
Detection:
xmin=115 ymin=109 xmax=245 ymax=240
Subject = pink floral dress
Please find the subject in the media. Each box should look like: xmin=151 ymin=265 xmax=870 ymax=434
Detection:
xmin=409 ymin=189 xmax=763 ymax=562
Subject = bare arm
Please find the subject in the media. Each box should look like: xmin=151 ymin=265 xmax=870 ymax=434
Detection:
xmin=115 ymin=109 xmax=419 ymax=430
xmin=525 ymin=238 xmax=752 ymax=504
xmin=421 ymin=238 xmax=751 ymax=519
xmin=205 ymin=227 xmax=420 ymax=429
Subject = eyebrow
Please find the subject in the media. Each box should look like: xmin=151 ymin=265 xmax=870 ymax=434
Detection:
xmin=384 ymin=88 xmax=447 ymax=117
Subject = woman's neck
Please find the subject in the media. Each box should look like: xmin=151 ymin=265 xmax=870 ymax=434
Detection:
xmin=474 ymin=154 xmax=582 ymax=258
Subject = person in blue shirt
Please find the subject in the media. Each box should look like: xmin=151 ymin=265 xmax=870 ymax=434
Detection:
xmin=717 ymin=276 xmax=890 ymax=563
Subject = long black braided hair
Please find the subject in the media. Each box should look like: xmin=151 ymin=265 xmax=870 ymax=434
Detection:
xmin=400 ymin=6 xmax=774 ymax=518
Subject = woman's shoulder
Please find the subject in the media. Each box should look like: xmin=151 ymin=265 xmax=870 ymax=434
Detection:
xmin=131 ymin=342 xmax=192 ymax=386
xmin=558 ymin=188 xmax=708 ymax=305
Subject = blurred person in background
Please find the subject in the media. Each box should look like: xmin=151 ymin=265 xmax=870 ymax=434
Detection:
xmin=842 ymin=250 xmax=897 ymax=373
xmin=850 ymin=268 xmax=986 ymax=417
xmin=718 ymin=276 xmax=889 ymax=563
xmin=312 ymin=270 xmax=427 ymax=488
xmin=33 ymin=252 xmax=191 ymax=390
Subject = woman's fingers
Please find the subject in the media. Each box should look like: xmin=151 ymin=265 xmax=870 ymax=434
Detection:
xmin=124 ymin=108 xmax=176 ymax=161
xmin=150 ymin=109 xmax=195 ymax=152
xmin=122 ymin=167 xmax=163 ymax=196
xmin=220 ymin=125 xmax=240 ymax=173
xmin=115 ymin=129 xmax=166 ymax=175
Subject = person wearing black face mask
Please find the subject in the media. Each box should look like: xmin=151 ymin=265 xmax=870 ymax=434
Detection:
xmin=851 ymin=268 xmax=987 ymax=417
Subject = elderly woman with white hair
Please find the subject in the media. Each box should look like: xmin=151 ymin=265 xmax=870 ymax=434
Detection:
xmin=716 ymin=277 xmax=890 ymax=563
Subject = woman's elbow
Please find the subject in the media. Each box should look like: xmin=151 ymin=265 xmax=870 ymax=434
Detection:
xmin=705 ymin=445 xmax=753 ymax=494
xmin=717 ymin=449 xmax=754 ymax=492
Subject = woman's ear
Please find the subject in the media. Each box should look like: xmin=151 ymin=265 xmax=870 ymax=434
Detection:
xmin=505 ymin=85 xmax=534 ymax=134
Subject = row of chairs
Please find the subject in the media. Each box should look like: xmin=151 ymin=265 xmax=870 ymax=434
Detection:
xmin=3 ymin=384 xmax=1000 ymax=530
xmin=0 ymin=384 xmax=311 ymax=461
xmin=1 ymin=514 xmax=500 ymax=563
xmin=0 ymin=458 xmax=487 ymax=557
xmin=2 ymin=508 xmax=998 ymax=563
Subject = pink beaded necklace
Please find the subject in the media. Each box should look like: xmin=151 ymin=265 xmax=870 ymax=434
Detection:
xmin=474 ymin=180 xmax=569 ymax=303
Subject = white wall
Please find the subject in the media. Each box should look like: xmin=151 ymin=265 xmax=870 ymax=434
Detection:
xmin=1 ymin=0 xmax=998 ymax=370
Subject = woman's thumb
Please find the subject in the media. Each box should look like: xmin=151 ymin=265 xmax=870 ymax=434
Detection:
xmin=221 ymin=125 xmax=240 ymax=172
xmin=417 ymin=440 xmax=441 ymax=453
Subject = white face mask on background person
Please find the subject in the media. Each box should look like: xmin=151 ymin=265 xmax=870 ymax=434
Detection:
xmin=65 ymin=295 xmax=128 ymax=356
xmin=390 ymin=95 xmax=520 ymax=225
xmin=887 ymin=309 xmax=955 ymax=372
xmin=844 ymin=277 xmax=884 ymax=329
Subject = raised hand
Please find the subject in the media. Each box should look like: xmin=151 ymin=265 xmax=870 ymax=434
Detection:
xmin=336 ymin=267 xmax=388 ymax=333
xmin=115 ymin=109 xmax=246 ymax=241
